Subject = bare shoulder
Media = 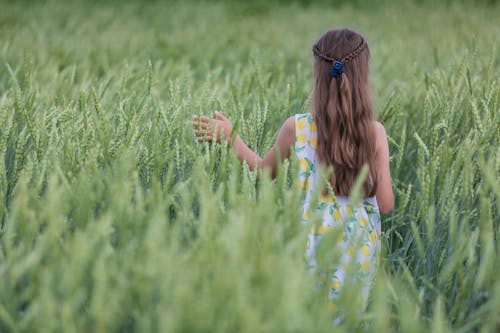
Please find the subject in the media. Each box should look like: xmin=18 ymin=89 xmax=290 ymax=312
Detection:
xmin=273 ymin=116 xmax=296 ymax=159
xmin=372 ymin=121 xmax=389 ymax=155
xmin=372 ymin=121 xmax=387 ymax=136
xmin=283 ymin=116 xmax=295 ymax=130
xmin=280 ymin=116 xmax=296 ymax=137
xmin=372 ymin=121 xmax=388 ymax=142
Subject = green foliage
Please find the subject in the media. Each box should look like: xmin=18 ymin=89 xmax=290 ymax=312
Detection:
xmin=0 ymin=0 xmax=499 ymax=332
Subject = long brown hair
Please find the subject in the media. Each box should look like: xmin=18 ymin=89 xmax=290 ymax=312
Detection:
xmin=312 ymin=29 xmax=377 ymax=197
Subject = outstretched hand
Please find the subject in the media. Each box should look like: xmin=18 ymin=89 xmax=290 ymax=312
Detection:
xmin=192 ymin=111 xmax=233 ymax=143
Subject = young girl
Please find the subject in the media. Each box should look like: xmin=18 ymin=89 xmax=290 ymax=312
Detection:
xmin=193 ymin=29 xmax=393 ymax=322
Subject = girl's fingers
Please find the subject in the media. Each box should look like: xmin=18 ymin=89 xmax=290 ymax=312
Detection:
xmin=197 ymin=135 xmax=213 ymax=142
xmin=192 ymin=121 xmax=208 ymax=129
xmin=214 ymin=111 xmax=228 ymax=121
xmin=193 ymin=115 xmax=211 ymax=122
xmin=193 ymin=114 xmax=224 ymax=144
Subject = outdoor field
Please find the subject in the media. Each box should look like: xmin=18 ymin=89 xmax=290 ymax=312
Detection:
xmin=0 ymin=0 xmax=498 ymax=331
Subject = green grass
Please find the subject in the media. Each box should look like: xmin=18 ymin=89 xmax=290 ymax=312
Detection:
xmin=0 ymin=0 xmax=499 ymax=332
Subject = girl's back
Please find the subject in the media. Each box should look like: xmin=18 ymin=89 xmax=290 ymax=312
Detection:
xmin=295 ymin=113 xmax=382 ymax=322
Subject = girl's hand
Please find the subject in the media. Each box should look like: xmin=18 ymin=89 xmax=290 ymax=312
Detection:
xmin=192 ymin=111 xmax=233 ymax=143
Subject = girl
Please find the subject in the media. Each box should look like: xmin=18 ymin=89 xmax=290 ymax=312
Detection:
xmin=193 ymin=29 xmax=394 ymax=322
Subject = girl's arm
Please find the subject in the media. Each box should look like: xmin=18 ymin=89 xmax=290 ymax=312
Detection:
xmin=374 ymin=121 xmax=394 ymax=214
xmin=193 ymin=111 xmax=295 ymax=178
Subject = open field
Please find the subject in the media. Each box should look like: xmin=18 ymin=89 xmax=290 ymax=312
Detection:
xmin=0 ymin=0 xmax=499 ymax=331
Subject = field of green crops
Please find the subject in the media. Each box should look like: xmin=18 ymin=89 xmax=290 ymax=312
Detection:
xmin=0 ymin=0 xmax=498 ymax=331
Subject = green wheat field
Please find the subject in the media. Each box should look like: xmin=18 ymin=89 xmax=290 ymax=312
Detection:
xmin=0 ymin=0 xmax=498 ymax=332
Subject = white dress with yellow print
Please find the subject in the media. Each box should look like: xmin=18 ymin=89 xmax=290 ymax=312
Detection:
xmin=295 ymin=113 xmax=381 ymax=320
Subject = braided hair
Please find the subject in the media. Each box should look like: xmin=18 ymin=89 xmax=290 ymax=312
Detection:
xmin=313 ymin=39 xmax=367 ymax=64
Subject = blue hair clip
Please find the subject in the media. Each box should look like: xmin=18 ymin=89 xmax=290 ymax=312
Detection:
xmin=330 ymin=61 xmax=344 ymax=78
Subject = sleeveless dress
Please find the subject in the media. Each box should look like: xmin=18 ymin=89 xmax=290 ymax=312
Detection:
xmin=294 ymin=113 xmax=381 ymax=322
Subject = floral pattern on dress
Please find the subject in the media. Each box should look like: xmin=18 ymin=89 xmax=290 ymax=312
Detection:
xmin=295 ymin=113 xmax=381 ymax=323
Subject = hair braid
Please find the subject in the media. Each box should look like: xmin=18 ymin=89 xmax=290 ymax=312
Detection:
xmin=341 ymin=40 xmax=367 ymax=64
xmin=313 ymin=39 xmax=367 ymax=65
xmin=313 ymin=45 xmax=335 ymax=62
